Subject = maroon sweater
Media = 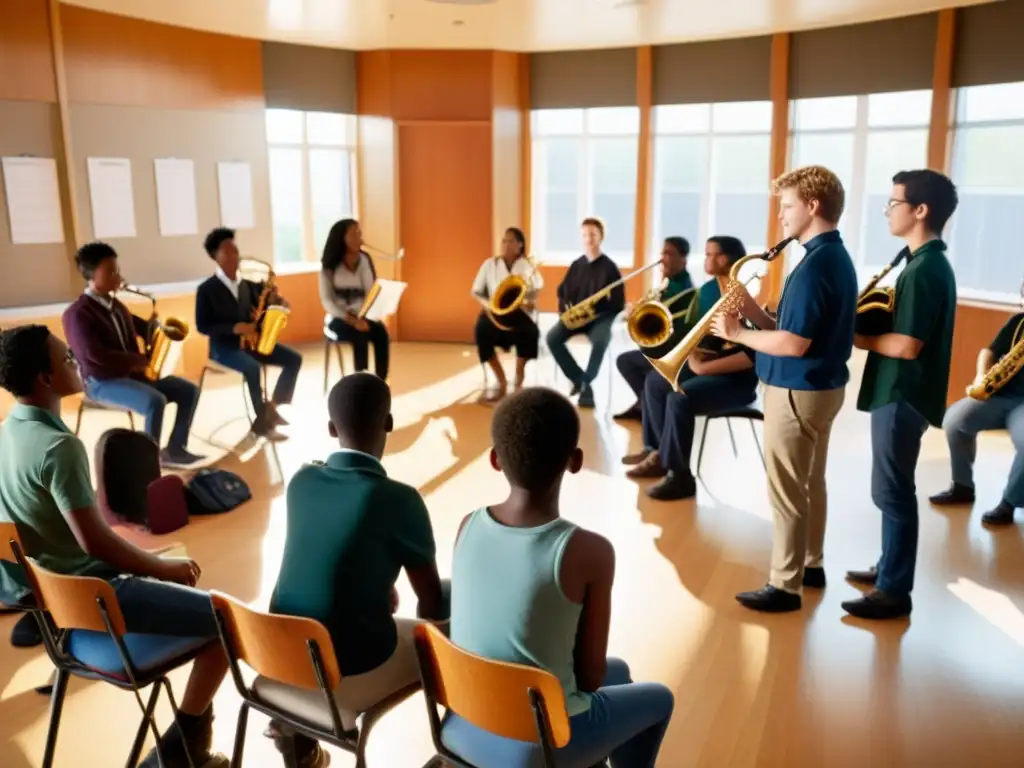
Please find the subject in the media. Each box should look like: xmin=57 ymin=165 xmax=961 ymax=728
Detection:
xmin=62 ymin=294 xmax=149 ymax=381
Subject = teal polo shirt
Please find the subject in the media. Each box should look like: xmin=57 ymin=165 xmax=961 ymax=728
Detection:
xmin=755 ymin=230 xmax=858 ymax=391
xmin=0 ymin=405 xmax=114 ymax=600
xmin=857 ymin=239 xmax=957 ymax=427
xmin=270 ymin=450 xmax=437 ymax=675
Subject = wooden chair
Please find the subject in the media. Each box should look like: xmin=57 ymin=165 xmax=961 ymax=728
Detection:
xmin=11 ymin=550 xmax=216 ymax=768
xmin=413 ymin=623 xmax=572 ymax=768
xmin=210 ymin=590 xmax=419 ymax=768
xmin=74 ymin=396 xmax=135 ymax=436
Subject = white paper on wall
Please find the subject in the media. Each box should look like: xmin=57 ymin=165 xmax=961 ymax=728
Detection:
xmin=217 ymin=161 xmax=254 ymax=229
xmin=1 ymin=156 xmax=65 ymax=245
xmin=87 ymin=157 xmax=136 ymax=238
xmin=154 ymin=158 xmax=198 ymax=236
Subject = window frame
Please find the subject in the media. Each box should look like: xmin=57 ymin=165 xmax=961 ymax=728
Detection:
xmin=265 ymin=109 xmax=359 ymax=270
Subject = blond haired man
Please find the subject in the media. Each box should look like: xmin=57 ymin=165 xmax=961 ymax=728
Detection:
xmin=711 ymin=165 xmax=858 ymax=612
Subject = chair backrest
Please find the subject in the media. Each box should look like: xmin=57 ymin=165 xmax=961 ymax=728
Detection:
xmin=0 ymin=521 xmax=22 ymax=564
xmin=95 ymin=428 xmax=161 ymax=527
xmin=414 ymin=623 xmax=571 ymax=748
xmin=210 ymin=590 xmax=342 ymax=691
xmin=21 ymin=557 xmax=127 ymax=635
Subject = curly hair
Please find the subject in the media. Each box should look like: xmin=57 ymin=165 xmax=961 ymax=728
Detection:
xmin=491 ymin=387 xmax=580 ymax=492
xmin=772 ymin=165 xmax=846 ymax=225
xmin=75 ymin=242 xmax=117 ymax=280
xmin=203 ymin=227 xmax=235 ymax=258
xmin=0 ymin=325 xmax=52 ymax=397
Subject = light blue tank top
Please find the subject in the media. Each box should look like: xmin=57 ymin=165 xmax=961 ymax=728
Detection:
xmin=450 ymin=508 xmax=591 ymax=716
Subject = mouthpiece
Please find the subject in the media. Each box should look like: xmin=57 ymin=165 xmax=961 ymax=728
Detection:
xmin=764 ymin=236 xmax=796 ymax=261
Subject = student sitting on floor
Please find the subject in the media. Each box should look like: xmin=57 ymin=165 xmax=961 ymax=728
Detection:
xmin=267 ymin=372 xmax=449 ymax=767
xmin=0 ymin=325 xmax=228 ymax=768
xmin=443 ymin=387 xmax=675 ymax=767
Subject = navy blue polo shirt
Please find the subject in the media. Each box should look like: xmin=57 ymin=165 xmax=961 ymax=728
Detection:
xmin=755 ymin=230 xmax=858 ymax=391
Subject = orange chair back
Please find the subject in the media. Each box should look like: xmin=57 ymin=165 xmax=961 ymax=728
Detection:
xmin=414 ymin=623 xmax=571 ymax=748
xmin=0 ymin=521 xmax=22 ymax=564
xmin=22 ymin=558 xmax=127 ymax=635
xmin=210 ymin=591 xmax=342 ymax=691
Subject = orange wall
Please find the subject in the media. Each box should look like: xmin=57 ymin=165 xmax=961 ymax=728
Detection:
xmin=948 ymin=302 xmax=1017 ymax=407
xmin=0 ymin=0 xmax=57 ymax=102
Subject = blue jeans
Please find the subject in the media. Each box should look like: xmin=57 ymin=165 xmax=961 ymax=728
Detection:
xmin=871 ymin=401 xmax=930 ymax=597
xmin=642 ymin=368 xmax=757 ymax=475
xmin=111 ymin=575 xmax=218 ymax=638
xmin=440 ymin=658 xmax=674 ymax=768
xmin=943 ymin=395 xmax=1024 ymax=507
xmin=616 ymin=349 xmax=652 ymax=402
xmin=546 ymin=315 xmax=616 ymax=389
xmin=86 ymin=375 xmax=198 ymax=452
xmin=209 ymin=343 xmax=302 ymax=420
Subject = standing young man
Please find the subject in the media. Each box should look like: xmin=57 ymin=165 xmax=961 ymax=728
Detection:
xmin=195 ymin=227 xmax=302 ymax=440
xmin=62 ymin=242 xmax=204 ymax=468
xmin=546 ymin=218 xmax=625 ymax=409
xmin=844 ymin=170 xmax=959 ymax=620
xmin=712 ymin=165 xmax=858 ymax=613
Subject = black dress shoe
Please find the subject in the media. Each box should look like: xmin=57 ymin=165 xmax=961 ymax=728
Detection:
xmin=613 ymin=403 xmax=642 ymax=421
xmin=802 ymin=567 xmax=826 ymax=589
xmin=11 ymin=612 xmax=42 ymax=647
xmin=981 ymin=501 xmax=1016 ymax=526
xmin=735 ymin=585 xmax=801 ymax=613
xmin=929 ymin=483 xmax=975 ymax=505
xmin=578 ymin=386 xmax=596 ymax=409
xmin=845 ymin=566 xmax=878 ymax=586
xmin=841 ymin=589 xmax=912 ymax=619
xmin=646 ymin=471 xmax=696 ymax=500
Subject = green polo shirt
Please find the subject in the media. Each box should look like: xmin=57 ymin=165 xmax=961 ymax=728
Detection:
xmin=270 ymin=450 xmax=437 ymax=676
xmin=0 ymin=404 xmax=113 ymax=601
xmin=857 ymin=240 xmax=957 ymax=427
xmin=988 ymin=312 xmax=1024 ymax=400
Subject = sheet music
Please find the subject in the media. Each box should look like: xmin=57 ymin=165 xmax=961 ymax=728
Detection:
xmin=154 ymin=158 xmax=198 ymax=236
xmin=217 ymin=161 xmax=254 ymax=229
xmin=361 ymin=279 xmax=407 ymax=322
xmin=87 ymin=157 xmax=136 ymax=238
xmin=1 ymin=156 xmax=65 ymax=244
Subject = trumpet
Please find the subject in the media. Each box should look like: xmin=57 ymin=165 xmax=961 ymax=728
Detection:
xmin=644 ymin=236 xmax=795 ymax=390
xmin=363 ymin=243 xmax=405 ymax=261
xmin=855 ymin=249 xmax=906 ymax=336
xmin=487 ymin=254 xmax=540 ymax=331
xmin=560 ymin=261 xmax=661 ymax=331
xmin=626 ymin=279 xmax=699 ymax=349
xmin=117 ymin=283 xmax=190 ymax=381
xmin=239 ymin=257 xmax=289 ymax=356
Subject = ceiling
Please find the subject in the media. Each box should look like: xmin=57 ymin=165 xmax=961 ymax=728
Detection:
xmin=61 ymin=0 xmax=994 ymax=51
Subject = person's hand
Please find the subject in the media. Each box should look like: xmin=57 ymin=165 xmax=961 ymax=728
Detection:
xmin=522 ymin=299 xmax=536 ymax=312
xmin=233 ymin=322 xmax=258 ymax=336
xmin=353 ymin=317 xmax=369 ymax=332
xmin=711 ymin=311 xmax=742 ymax=341
xmin=389 ymin=586 xmax=399 ymax=614
xmin=159 ymin=557 xmax=201 ymax=587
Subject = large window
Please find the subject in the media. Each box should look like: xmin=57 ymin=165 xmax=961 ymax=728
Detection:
xmin=651 ymin=101 xmax=772 ymax=265
xmin=788 ymin=90 xmax=931 ymax=278
xmin=530 ymin=107 xmax=639 ymax=266
xmin=948 ymin=81 xmax=1024 ymax=303
xmin=265 ymin=109 xmax=357 ymax=266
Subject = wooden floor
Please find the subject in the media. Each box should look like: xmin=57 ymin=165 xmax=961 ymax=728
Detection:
xmin=2 ymin=340 xmax=1023 ymax=767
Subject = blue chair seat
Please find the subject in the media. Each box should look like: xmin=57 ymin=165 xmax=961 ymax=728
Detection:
xmin=67 ymin=630 xmax=212 ymax=680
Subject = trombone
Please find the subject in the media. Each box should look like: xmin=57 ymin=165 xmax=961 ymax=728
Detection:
xmin=560 ymin=261 xmax=661 ymax=331
xmin=487 ymin=253 xmax=540 ymax=331
xmin=626 ymin=278 xmax=699 ymax=349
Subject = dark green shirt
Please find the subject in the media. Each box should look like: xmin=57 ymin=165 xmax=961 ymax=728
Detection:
xmin=270 ymin=450 xmax=437 ymax=675
xmin=857 ymin=240 xmax=957 ymax=427
xmin=988 ymin=312 xmax=1024 ymax=400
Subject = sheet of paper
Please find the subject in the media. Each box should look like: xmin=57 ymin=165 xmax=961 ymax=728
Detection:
xmin=1 ymin=156 xmax=65 ymax=244
xmin=87 ymin=157 xmax=136 ymax=238
xmin=154 ymin=158 xmax=198 ymax=236
xmin=362 ymin=279 xmax=408 ymax=322
xmin=217 ymin=161 xmax=254 ymax=229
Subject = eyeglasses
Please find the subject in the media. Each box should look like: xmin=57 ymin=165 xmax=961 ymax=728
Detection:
xmin=883 ymin=198 xmax=910 ymax=214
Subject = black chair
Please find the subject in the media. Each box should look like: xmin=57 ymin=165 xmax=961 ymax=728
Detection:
xmin=323 ymin=317 xmax=349 ymax=393
xmin=695 ymin=404 xmax=766 ymax=478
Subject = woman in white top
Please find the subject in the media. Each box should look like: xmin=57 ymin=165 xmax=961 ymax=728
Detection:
xmin=319 ymin=219 xmax=390 ymax=380
xmin=471 ymin=227 xmax=543 ymax=402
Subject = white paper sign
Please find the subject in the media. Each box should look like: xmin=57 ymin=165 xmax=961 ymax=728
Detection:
xmin=217 ymin=161 xmax=254 ymax=229
xmin=154 ymin=158 xmax=198 ymax=236
xmin=362 ymin=279 xmax=408 ymax=322
xmin=1 ymin=156 xmax=65 ymax=245
xmin=87 ymin=157 xmax=136 ymax=238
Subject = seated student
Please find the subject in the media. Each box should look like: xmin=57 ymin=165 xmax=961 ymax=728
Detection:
xmin=442 ymin=388 xmax=674 ymax=767
xmin=613 ymin=236 xmax=693 ymax=421
xmin=622 ymin=346 xmax=759 ymax=500
xmin=319 ymin=218 xmax=391 ymax=381
xmin=62 ymin=242 xmax=204 ymax=468
xmin=267 ymin=372 xmax=448 ymax=768
xmin=547 ymin=218 xmax=625 ymax=409
xmin=0 ymin=325 xmax=228 ymax=768
xmin=195 ymin=227 xmax=302 ymax=440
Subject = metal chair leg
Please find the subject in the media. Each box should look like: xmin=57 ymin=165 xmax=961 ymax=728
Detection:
xmin=230 ymin=703 xmax=249 ymax=768
xmin=335 ymin=342 xmax=345 ymax=377
xmin=127 ymin=411 xmax=135 ymax=431
xmin=695 ymin=417 xmax=711 ymax=478
xmin=726 ymin=418 xmax=738 ymax=457
xmin=323 ymin=339 xmax=331 ymax=394
xmin=41 ymin=667 xmax=70 ymax=768
xmin=124 ymin=681 xmax=164 ymax=768
xmin=751 ymin=420 xmax=766 ymax=470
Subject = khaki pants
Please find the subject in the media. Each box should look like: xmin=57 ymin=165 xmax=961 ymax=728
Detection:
xmin=763 ymin=384 xmax=845 ymax=593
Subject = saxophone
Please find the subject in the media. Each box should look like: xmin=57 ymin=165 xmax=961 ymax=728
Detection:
xmin=968 ymin=317 xmax=1024 ymax=401
xmin=240 ymin=258 xmax=290 ymax=355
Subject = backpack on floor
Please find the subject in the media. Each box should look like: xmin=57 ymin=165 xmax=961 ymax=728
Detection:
xmin=185 ymin=469 xmax=252 ymax=516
